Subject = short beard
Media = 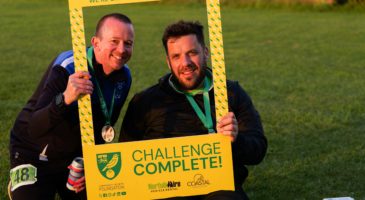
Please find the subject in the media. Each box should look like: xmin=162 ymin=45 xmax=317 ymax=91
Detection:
xmin=171 ymin=65 xmax=206 ymax=91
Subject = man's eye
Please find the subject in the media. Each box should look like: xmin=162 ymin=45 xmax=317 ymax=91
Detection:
xmin=111 ymin=40 xmax=119 ymax=45
xmin=171 ymin=55 xmax=179 ymax=60
xmin=125 ymin=41 xmax=133 ymax=47
xmin=189 ymin=51 xmax=198 ymax=56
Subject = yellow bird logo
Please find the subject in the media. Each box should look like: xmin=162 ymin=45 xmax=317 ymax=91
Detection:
xmin=102 ymin=154 xmax=119 ymax=172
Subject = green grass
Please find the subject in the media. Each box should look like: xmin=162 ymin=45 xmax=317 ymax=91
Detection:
xmin=1 ymin=1 xmax=365 ymax=199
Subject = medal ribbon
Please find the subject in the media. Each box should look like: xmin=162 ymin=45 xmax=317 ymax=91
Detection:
xmin=87 ymin=47 xmax=116 ymax=126
xmin=183 ymin=77 xmax=215 ymax=133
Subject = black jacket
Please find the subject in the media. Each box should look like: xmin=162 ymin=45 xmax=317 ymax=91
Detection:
xmin=10 ymin=49 xmax=131 ymax=169
xmin=120 ymin=73 xmax=267 ymax=189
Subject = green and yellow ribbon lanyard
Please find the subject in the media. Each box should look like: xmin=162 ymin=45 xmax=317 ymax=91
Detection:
xmin=87 ymin=47 xmax=116 ymax=142
xmin=170 ymin=75 xmax=215 ymax=133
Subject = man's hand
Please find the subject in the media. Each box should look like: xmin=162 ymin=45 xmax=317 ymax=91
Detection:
xmin=73 ymin=176 xmax=85 ymax=193
xmin=63 ymin=71 xmax=93 ymax=105
xmin=216 ymin=112 xmax=238 ymax=142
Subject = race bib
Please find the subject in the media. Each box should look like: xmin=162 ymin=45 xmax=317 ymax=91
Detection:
xmin=10 ymin=164 xmax=37 ymax=191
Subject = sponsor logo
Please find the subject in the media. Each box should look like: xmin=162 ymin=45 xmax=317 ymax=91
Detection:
xmin=97 ymin=152 xmax=121 ymax=180
xmin=98 ymin=191 xmax=126 ymax=198
xmin=148 ymin=181 xmax=181 ymax=193
xmin=115 ymin=82 xmax=125 ymax=99
xmin=98 ymin=183 xmax=127 ymax=198
xmin=117 ymin=82 xmax=125 ymax=90
xmin=99 ymin=183 xmax=125 ymax=191
xmin=187 ymin=174 xmax=210 ymax=188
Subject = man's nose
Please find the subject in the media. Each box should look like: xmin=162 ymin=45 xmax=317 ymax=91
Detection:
xmin=116 ymin=42 xmax=126 ymax=53
xmin=181 ymin=55 xmax=192 ymax=66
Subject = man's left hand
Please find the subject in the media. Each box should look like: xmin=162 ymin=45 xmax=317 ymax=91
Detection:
xmin=216 ymin=112 xmax=238 ymax=142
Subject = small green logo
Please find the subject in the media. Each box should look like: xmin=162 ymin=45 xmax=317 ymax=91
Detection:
xmin=97 ymin=152 xmax=121 ymax=180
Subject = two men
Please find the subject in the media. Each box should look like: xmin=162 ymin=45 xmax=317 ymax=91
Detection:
xmin=10 ymin=14 xmax=266 ymax=200
xmin=120 ymin=21 xmax=267 ymax=199
xmin=9 ymin=13 xmax=134 ymax=200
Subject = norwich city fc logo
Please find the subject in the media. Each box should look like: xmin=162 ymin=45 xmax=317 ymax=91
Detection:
xmin=97 ymin=152 xmax=121 ymax=180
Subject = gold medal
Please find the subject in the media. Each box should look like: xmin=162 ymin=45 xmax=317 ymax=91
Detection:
xmin=101 ymin=125 xmax=115 ymax=143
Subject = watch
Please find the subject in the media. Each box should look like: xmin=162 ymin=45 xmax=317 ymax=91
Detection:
xmin=55 ymin=93 xmax=65 ymax=108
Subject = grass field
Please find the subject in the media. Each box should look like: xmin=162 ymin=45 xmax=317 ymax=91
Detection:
xmin=1 ymin=0 xmax=365 ymax=199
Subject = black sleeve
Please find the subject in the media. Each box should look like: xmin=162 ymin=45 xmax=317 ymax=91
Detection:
xmin=28 ymin=65 xmax=70 ymax=138
xmin=119 ymin=93 xmax=147 ymax=142
xmin=230 ymin=81 xmax=267 ymax=165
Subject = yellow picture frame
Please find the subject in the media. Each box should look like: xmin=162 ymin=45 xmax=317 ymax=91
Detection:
xmin=68 ymin=0 xmax=232 ymax=199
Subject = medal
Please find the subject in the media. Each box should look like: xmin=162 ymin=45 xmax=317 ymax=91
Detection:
xmin=87 ymin=47 xmax=117 ymax=143
xmin=101 ymin=125 xmax=115 ymax=143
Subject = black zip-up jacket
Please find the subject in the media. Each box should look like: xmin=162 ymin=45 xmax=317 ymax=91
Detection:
xmin=120 ymin=73 xmax=267 ymax=189
xmin=10 ymin=49 xmax=131 ymax=170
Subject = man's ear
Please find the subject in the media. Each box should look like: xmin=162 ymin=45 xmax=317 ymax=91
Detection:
xmin=166 ymin=56 xmax=171 ymax=70
xmin=204 ymin=46 xmax=210 ymax=58
xmin=91 ymin=36 xmax=99 ymax=50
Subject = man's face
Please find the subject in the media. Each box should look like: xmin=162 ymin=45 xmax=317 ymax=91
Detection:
xmin=92 ymin=18 xmax=134 ymax=75
xmin=166 ymin=34 xmax=208 ymax=91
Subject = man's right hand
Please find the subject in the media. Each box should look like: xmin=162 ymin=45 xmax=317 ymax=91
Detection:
xmin=63 ymin=71 xmax=93 ymax=105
